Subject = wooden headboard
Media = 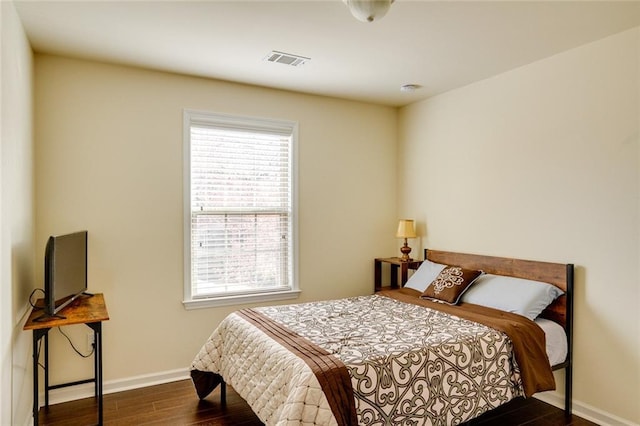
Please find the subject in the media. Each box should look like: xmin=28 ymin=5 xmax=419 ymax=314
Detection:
xmin=425 ymin=249 xmax=573 ymax=328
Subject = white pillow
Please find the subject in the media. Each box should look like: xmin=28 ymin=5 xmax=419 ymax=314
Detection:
xmin=460 ymin=274 xmax=564 ymax=320
xmin=404 ymin=260 xmax=447 ymax=292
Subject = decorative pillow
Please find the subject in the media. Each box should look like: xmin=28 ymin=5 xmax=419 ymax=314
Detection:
xmin=421 ymin=266 xmax=483 ymax=305
xmin=460 ymin=274 xmax=564 ymax=320
xmin=404 ymin=260 xmax=447 ymax=292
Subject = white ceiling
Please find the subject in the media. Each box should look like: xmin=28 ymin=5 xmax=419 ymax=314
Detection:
xmin=14 ymin=0 xmax=640 ymax=107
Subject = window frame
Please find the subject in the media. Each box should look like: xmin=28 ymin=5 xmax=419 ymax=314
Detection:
xmin=182 ymin=109 xmax=300 ymax=309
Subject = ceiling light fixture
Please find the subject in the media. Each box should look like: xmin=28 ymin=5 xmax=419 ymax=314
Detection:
xmin=343 ymin=0 xmax=394 ymax=23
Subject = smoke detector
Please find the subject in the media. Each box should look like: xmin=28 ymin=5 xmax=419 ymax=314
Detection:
xmin=264 ymin=51 xmax=310 ymax=67
xmin=400 ymin=84 xmax=422 ymax=93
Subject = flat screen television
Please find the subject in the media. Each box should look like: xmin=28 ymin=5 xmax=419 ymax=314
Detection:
xmin=43 ymin=230 xmax=88 ymax=317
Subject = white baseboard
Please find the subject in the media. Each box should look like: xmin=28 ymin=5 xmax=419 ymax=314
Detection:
xmin=40 ymin=368 xmax=190 ymax=407
xmin=535 ymin=392 xmax=639 ymax=426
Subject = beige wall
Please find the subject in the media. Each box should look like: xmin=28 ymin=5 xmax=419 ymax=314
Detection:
xmin=1 ymin=1 xmax=36 ymax=424
xmin=34 ymin=55 xmax=397 ymax=385
xmin=398 ymin=28 xmax=639 ymax=423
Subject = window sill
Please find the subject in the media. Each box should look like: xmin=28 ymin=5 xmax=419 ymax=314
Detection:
xmin=183 ymin=289 xmax=301 ymax=309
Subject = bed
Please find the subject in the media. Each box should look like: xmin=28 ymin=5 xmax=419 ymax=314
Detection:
xmin=190 ymin=249 xmax=574 ymax=425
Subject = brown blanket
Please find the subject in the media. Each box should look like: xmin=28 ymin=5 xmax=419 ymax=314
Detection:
xmin=236 ymin=309 xmax=358 ymax=425
xmin=377 ymin=287 xmax=555 ymax=396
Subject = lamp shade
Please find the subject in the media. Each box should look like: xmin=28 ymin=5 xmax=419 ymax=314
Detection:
xmin=343 ymin=0 xmax=394 ymax=23
xmin=396 ymin=219 xmax=417 ymax=239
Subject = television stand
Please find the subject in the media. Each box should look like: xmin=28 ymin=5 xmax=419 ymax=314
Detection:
xmin=24 ymin=293 xmax=109 ymax=425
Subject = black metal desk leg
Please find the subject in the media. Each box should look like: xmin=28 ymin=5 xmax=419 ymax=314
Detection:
xmin=87 ymin=322 xmax=103 ymax=425
xmin=97 ymin=323 xmax=102 ymax=425
xmin=32 ymin=328 xmax=49 ymax=426
xmin=44 ymin=332 xmax=49 ymax=407
xmin=32 ymin=331 xmax=39 ymax=426
xmin=93 ymin=328 xmax=98 ymax=397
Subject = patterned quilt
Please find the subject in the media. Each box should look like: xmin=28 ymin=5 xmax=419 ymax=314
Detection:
xmin=191 ymin=291 xmax=552 ymax=425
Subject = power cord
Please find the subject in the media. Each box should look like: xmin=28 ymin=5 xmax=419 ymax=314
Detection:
xmin=57 ymin=327 xmax=95 ymax=358
xmin=35 ymin=330 xmax=94 ymax=373
xmin=29 ymin=288 xmax=45 ymax=309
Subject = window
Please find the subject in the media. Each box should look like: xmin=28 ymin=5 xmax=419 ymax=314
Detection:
xmin=183 ymin=110 xmax=299 ymax=308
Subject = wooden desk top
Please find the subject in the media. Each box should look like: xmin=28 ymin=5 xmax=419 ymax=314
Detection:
xmin=24 ymin=293 xmax=109 ymax=330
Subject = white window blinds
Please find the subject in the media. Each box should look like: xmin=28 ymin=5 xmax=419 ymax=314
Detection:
xmin=184 ymin=111 xmax=297 ymax=302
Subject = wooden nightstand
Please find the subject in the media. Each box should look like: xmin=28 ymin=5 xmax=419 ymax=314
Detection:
xmin=374 ymin=257 xmax=423 ymax=291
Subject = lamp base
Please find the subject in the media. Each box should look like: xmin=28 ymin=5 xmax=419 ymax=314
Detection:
xmin=400 ymin=240 xmax=412 ymax=262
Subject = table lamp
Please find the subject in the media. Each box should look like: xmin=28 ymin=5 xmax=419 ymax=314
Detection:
xmin=396 ymin=219 xmax=417 ymax=261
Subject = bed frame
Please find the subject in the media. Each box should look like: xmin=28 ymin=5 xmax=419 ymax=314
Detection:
xmin=424 ymin=249 xmax=574 ymax=416
xmin=204 ymin=249 xmax=575 ymax=420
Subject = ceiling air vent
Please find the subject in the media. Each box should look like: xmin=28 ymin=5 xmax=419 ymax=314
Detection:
xmin=264 ymin=51 xmax=310 ymax=67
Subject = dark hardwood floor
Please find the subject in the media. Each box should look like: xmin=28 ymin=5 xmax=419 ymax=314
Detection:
xmin=38 ymin=379 xmax=598 ymax=426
